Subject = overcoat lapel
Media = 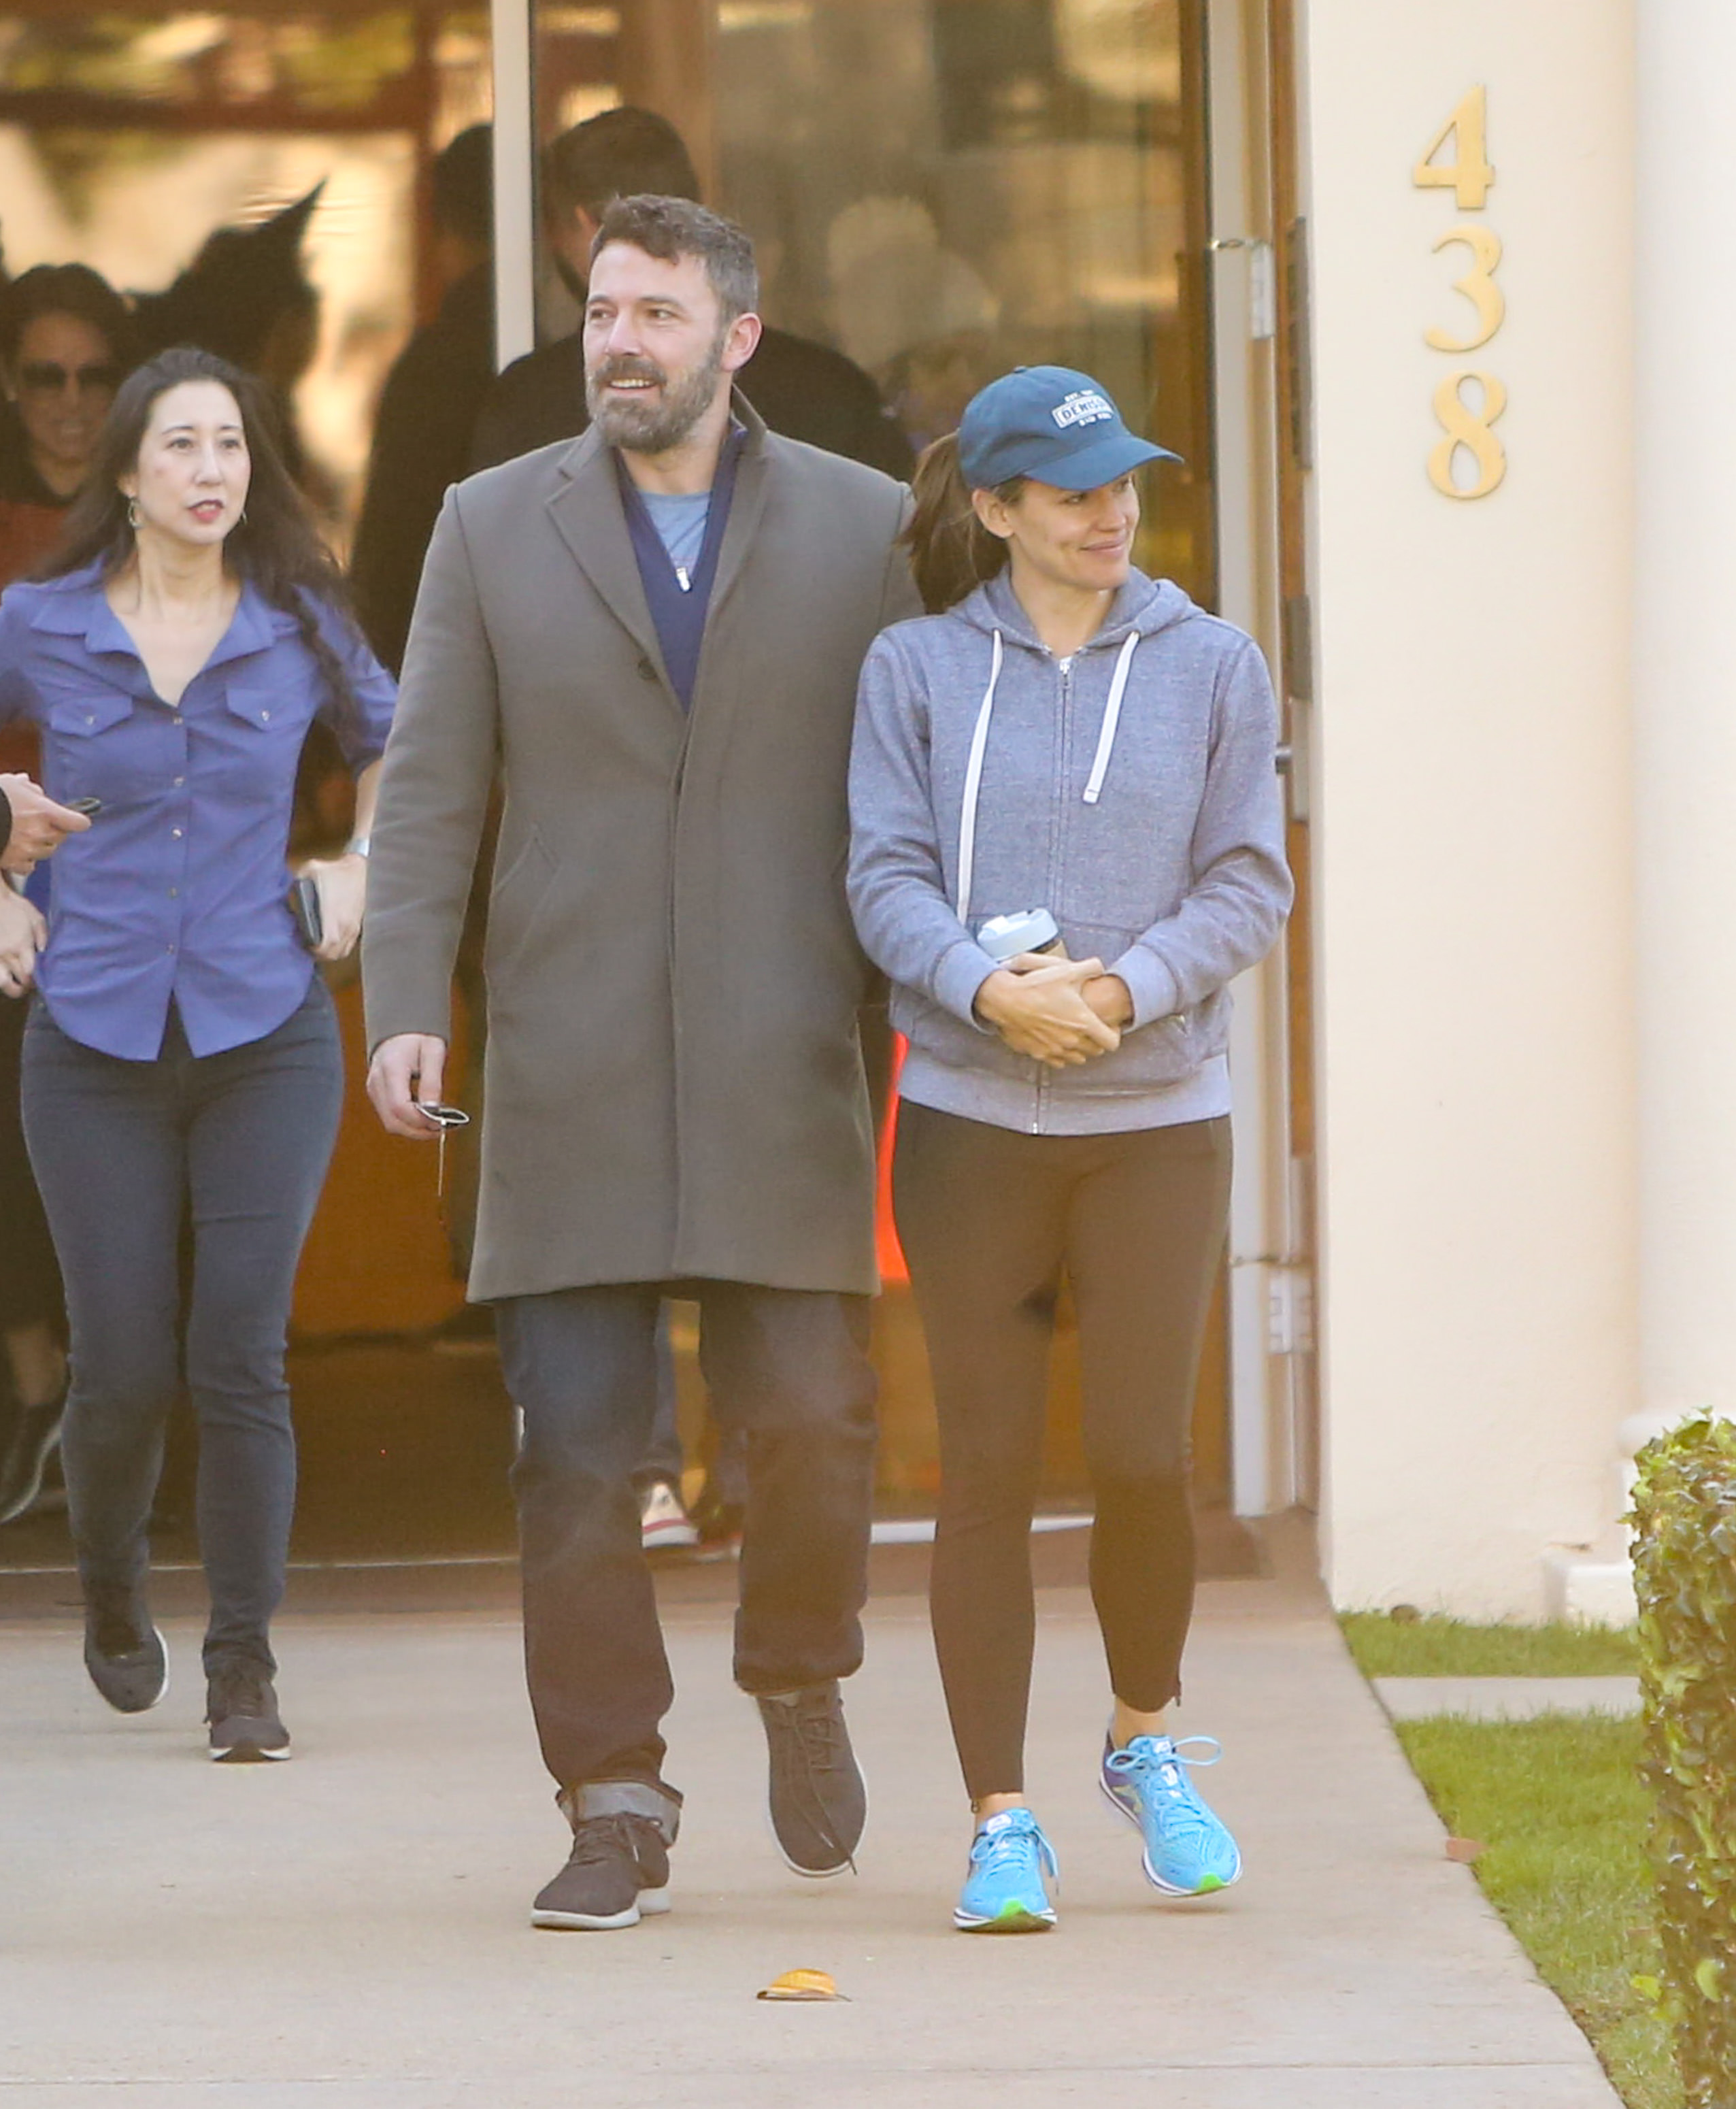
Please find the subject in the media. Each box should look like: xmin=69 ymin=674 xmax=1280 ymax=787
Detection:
xmin=544 ymin=430 xmax=673 ymax=697
xmin=706 ymin=396 xmax=772 ymax=621
xmin=690 ymin=397 xmax=772 ymax=727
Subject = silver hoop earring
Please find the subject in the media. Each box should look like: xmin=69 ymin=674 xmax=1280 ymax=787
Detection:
xmin=126 ymin=498 xmax=141 ymax=529
xmin=238 ymin=508 xmax=248 ymax=527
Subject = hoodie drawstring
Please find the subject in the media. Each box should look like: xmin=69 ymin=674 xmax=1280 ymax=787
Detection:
xmin=955 ymin=629 xmax=1003 ymax=924
xmin=1082 ymin=631 xmax=1140 ymax=806
xmin=956 ymin=626 xmax=1140 ymax=923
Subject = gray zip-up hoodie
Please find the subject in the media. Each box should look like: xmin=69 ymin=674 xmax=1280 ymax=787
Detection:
xmin=848 ymin=567 xmax=1292 ymax=1135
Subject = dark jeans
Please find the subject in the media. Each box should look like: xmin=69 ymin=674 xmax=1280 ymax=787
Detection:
xmin=627 ymin=1007 xmax=890 ymax=1508
xmin=0 ymin=992 xmax=62 ymax=1340
xmin=635 ymin=1319 xmax=684 ymax=1490
xmin=20 ymin=983 xmax=344 ymax=1677
xmin=633 ymin=1315 xmax=748 ymax=1508
xmin=496 ymin=1280 xmax=877 ymax=1791
xmin=893 ymin=1103 xmax=1232 ymax=1801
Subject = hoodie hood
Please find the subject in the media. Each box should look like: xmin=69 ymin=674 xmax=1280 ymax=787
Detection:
xmin=952 ymin=564 xmax=1198 ymax=652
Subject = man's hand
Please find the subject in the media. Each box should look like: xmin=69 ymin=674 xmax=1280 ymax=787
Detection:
xmin=297 ymin=850 xmax=367 ymax=962
xmin=367 ymin=1032 xmax=450 ymax=1138
xmin=973 ymin=955 xmax=1122 ymax=1067
xmin=0 ymin=886 xmax=46 ymax=998
xmin=0 ymin=776 xmax=90 ymax=874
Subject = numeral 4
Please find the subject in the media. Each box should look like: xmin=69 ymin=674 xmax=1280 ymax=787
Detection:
xmin=1414 ymin=86 xmax=1495 ymax=210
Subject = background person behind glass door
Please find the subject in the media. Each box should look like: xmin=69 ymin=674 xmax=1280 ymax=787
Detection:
xmin=0 ymin=265 xmax=134 ymax=571
xmin=351 ymin=127 xmax=495 ymax=681
xmin=0 ymin=263 xmax=136 ymax=1527
xmin=848 ymin=367 xmax=1292 ymax=1932
xmin=0 ymin=346 xmax=395 ymax=1761
xmin=469 ymin=106 xmax=912 ymax=481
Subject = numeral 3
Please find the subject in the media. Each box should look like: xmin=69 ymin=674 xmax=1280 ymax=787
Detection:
xmin=1426 ymin=226 xmax=1505 ymax=354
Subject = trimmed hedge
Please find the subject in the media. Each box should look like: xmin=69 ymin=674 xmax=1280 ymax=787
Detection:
xmin=1630 ymin=1412 xmax=1736 ymax=2108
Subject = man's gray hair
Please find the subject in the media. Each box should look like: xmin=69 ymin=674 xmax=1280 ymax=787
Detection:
xmin=590 ymin=195 xmax=759 ymax=325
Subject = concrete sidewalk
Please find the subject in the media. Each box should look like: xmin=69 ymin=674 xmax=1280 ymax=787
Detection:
xmin=0 ymin=1529 xmax=1622 ymax=2107
xmin=1376 ymin=1675 xmax=1640 ymax=1721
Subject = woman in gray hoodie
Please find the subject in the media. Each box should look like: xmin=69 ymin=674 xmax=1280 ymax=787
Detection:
xmin=848 ymin=367 xmax=1291 ymax=1933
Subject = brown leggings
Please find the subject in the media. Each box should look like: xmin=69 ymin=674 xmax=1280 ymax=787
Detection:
xmin=892 ymin=1103 xmax=1232 ymax=1801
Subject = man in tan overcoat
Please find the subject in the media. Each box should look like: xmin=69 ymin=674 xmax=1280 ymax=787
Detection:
xmin=362 ymin=196 xmax=919 ymax=1932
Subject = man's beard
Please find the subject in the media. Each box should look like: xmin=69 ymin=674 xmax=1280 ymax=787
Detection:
xmin=586 ymin=333 xmax=728 ymax=454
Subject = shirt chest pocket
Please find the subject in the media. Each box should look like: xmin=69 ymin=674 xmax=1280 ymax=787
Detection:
xmin=46 ymin=688 xmax=148 ymax=803
xmin=205 ymin=676 xmax=310 ymax=794
xmin=224 ymin=680 xmax=288 ymax=733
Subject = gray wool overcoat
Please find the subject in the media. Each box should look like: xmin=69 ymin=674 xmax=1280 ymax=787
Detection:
xmin=361 ymin=401 xmax=920 ymax=1302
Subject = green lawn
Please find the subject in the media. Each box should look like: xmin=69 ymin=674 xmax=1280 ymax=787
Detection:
xmin=1397 ymin=1715 xmax=1676 ymax=2109
xmin=1340 ymin=1611 xmax=1638 ymax=1678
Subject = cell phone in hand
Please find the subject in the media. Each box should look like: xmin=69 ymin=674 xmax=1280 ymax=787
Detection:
xmin=288 ymin=874 xmax=323 ymax=948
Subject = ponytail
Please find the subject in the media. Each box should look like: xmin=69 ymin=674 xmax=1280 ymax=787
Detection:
xmin=903 ymin=432 xmax=1023 ymax=614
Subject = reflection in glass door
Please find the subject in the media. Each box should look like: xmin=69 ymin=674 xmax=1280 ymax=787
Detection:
xmin=528 ymin=0 xmax=1214 ymax=600
xmin=0 ymin=1 xmax=495 ymax=1339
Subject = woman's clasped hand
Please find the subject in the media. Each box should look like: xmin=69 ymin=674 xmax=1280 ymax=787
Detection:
xmin=971 ymin=951 xmax=1123 ymax=1066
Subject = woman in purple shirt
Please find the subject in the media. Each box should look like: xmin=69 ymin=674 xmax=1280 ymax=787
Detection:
xmin=0 ymin=346 xmax=395 ymax=1761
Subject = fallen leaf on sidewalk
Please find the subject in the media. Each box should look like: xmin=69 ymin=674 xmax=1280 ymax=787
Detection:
xmin=1444 ymin=1837 xmax=1485 ymax=1863
xmin=758 ymin=1969 xmax=848 ymax=2002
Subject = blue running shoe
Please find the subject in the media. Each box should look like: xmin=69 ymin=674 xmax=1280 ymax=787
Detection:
xmin=954 ymin=1808 xmax=1059 ymax=1933
xmin=1101 ymin=1733 xmax=1241 ymax=1896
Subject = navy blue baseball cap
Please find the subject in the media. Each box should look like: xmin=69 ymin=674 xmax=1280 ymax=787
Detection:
xmin=956 ymin=365 xmax=1181 ymax=492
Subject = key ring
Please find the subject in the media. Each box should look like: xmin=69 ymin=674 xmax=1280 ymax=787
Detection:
xmin=416 ymin=1101 xmax=470 ymax=1197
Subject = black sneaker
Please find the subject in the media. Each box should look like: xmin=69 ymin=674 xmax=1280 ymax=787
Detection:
xmin=533 ymin=1780 xmax=682 ymax=1931
xmin=83 ymin=1589 xmax=169 ymax=1714
xmin=207 ymin=1669 xmax=291 ymax=1761
xmin=0 ymin=1389 xmax=67 ymax=1525
xmin=756 ymin=1680 xmax=867 ymax=1878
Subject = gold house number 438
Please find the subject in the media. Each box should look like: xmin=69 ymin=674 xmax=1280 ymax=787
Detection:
xmin=1415 ymin=86 xmax=1507 ymax=500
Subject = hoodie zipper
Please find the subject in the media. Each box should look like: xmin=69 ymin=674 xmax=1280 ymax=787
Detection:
xmin=954 ymin=616 xmax=1146 ymax=1135
xmin=1032 ymin=654 xmax=1075 ymax=1136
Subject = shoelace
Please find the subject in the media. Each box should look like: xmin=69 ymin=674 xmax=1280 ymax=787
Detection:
xmin=769 ymin=1695 xmax=856 ymax=1872
xmin=1105 ymin=1736 xmax=1223 ymax=1840
xmin=568 ymin=1813 xmax=663 ymax=1869
xmin=211 ymin=1673 xmax=271 ymax=1719
xmin=971 ymin=1814 xmax=1058 ymax=1883
xmin=792 ymin=1697 xmax=847 ymax=1772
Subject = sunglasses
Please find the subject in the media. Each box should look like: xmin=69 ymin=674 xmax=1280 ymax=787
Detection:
xmin=17 ymin=360 xmax=122 ymax=397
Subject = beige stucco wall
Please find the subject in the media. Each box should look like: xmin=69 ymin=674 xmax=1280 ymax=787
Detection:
xmin=1300 ymin=1 xmax=1638 ymax=1612
xmin=1632 ymin=1 xmax=1736 ymax=1433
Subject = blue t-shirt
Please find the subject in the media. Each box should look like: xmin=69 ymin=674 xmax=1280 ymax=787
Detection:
xmin=639 ymin=489 xmax=710 ymax=590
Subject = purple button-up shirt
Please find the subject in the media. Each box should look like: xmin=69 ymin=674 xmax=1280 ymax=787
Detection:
xmin=0 ymin=563 xmax=396 ymax=1060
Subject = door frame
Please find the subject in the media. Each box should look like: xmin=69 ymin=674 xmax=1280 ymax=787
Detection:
xmin=1206 ymin=0 xmax=1317 ymax=1516
xmin=490 ymin=0 xmax=537 ymax=368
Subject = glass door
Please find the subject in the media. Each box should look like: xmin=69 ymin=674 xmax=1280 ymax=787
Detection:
xmin=509 ymin=0 xmax=1227 ymax=1506
xmin=516 ymin=0 xmax=1216 ymax=600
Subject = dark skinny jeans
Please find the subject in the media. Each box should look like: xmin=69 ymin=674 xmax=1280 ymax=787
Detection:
xmin=892 ymin=1103 xmax=1232 ymax=1802
xmin=0 ymin=992 xmax=62 ymax=1339
xmin=21 ymin=983 xmax=343 ymax=1678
